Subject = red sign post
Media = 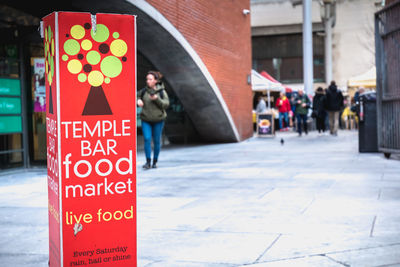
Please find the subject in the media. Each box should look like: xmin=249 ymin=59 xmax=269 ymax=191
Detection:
xmin=43 ymin=12 xmax=137 ymax=266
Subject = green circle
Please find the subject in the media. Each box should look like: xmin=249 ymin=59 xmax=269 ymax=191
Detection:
xmin=100 ymin=56 xmax=122 ymax=78
xmin=86 ymin=50 xmax=101 ymax=65
xmin=104 ymin=77 xmax=111 ymax=84
xmin=113 ymin=32 xmax=120 ymax=39
xmin=91 ymin=24 xmax=109 ymax=42
xmin=50 ymin=57 xmax=54 ymax=76
xmin=64 ymin=39 xmax=80 ymax=55
xmin=62 ymin=54 xmax=69 ymax=61
xmin=78 ymin=73 xmax=87 ymax=82
xmin=48 ymin=26 xmax=52 ymax=40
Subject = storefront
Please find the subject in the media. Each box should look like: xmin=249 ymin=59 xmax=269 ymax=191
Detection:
xmin=0 ymin=7 xmax=46 ymax=169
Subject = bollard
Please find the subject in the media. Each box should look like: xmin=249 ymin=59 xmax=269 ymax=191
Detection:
xmin=42 ymin=12 xmax=137 ymax=267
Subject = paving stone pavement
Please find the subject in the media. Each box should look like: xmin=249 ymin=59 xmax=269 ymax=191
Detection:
xmin=0 ymin=130 xmax=399 ymax=266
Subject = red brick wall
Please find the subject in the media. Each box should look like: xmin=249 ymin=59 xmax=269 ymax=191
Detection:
xmin=386 ymin=0 xmax=397 ymax=5
xmin=146 ymin=0 xmax=253 ymax=140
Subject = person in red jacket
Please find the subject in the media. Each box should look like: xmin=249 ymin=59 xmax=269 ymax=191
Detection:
xmin=276 ymin=91 xmax=291 ymax=131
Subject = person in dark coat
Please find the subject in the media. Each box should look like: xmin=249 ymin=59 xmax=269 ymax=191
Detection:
xmin=295 ymin=89 xmax=311 ymax=136
xmin=312 ymin=87 xmax=327 ymax=134
xmin=324 ymin=81 xmax=344 ymax=136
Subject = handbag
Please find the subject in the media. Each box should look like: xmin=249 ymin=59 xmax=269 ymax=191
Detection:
xmin=311 ymin=110 xmax=317 ymax=118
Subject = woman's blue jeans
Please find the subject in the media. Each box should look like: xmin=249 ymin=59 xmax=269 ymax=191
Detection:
xmin=279 ymin=112 xmax=289 ymax=129
xmin=142 ymin=120 xmax=164 ymax=160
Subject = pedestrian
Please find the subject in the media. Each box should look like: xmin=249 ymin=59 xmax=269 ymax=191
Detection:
xmin=137 ymin=71 xmax=170 ymax=169
xmin=312 ymin=87 xmax=327 ymax=134
xmin=256 ymin=95 xmax=267 ymax=114
xmin=351 ymin=87 xmax=365 ymax=113
xmin=324 ymin=81 xmax=344 ymax=136
xmin=290 ymin=94 xmax=297 ymax=131
xmin=275 ymin=91 xmax=291 ymax=131
xmin=295 ymin=89 xmax=311 ymax=136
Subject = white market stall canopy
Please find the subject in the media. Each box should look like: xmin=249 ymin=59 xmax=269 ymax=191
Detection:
xmin=347 ymin=67 xmax=376 ymax=88
xmin=251 ymin=69 xmax=284 ymax=92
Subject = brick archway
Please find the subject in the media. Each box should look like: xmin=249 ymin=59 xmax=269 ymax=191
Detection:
xmin=130 ymin=1 xmax=240 ymax=142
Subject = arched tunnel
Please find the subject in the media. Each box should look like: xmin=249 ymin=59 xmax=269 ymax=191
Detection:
xmin=2 ymin=0 xmax=241 ymax=143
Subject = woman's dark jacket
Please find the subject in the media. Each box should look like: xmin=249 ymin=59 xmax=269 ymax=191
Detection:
xmin=312 ymin=92 xmax=327 ymax=118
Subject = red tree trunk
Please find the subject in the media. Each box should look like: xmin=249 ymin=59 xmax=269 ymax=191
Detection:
xmin=48 ymin=86 xmax=54 ymax=114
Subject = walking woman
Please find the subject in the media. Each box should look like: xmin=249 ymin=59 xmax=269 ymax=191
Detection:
xmin=312 ymin=87 xmax=327 ymax=134
xmin=137 ymin=71 xmax=169 ymax=169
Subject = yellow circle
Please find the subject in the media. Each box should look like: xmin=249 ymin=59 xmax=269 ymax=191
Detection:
xmin=51 ymin=39 xmax=55 ymax=56
xmin=81 ymin=39 xmax=92 ymax=51
xmin=48 ymin=71 xmax=52 ymax=85
xmin=88 ymin=70 xmax=104 ymax=87
xmin=67 ymin=59 xmax=82 ymax=74
xmin=110 ymin=39 xmax=127 ymax=57
xmin=71 ymin=25 xmax=85 ymax=40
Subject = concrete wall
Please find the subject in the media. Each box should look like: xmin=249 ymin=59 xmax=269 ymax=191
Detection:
xmin=333 ymin=0 xmax=379 ymax=88
xmin=251 ymin=0 xmax=321 ymax=27
xmin=250 ymin=0 xmax=380 ymax=90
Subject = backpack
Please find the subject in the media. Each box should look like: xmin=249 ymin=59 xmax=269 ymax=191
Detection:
xmin=138 ymin=87 xmax=164 ymax=99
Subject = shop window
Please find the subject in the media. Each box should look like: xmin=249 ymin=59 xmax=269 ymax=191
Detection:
xmin=0 ymin=44 xmax=19 ymax=78
xmin=252 ymin=33 xmax=325 ymax=84
xmin=0 ymin=44 xmax=24 ymax=169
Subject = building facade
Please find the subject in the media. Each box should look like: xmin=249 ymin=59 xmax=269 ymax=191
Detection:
xmin=0 ymin=0 xmax=253 ymax=169
xmin=251 ymin=0 xmax=382 ymax=91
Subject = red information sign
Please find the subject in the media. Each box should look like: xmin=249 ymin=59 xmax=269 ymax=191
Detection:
xmin=43 ymin=12 xmax=137 ymax=266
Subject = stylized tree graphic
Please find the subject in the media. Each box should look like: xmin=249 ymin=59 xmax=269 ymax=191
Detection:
xmin=44 ymin=25 xmax=55 ymax=114
xmin=62 ymin=23 xmax=128 ymax=115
